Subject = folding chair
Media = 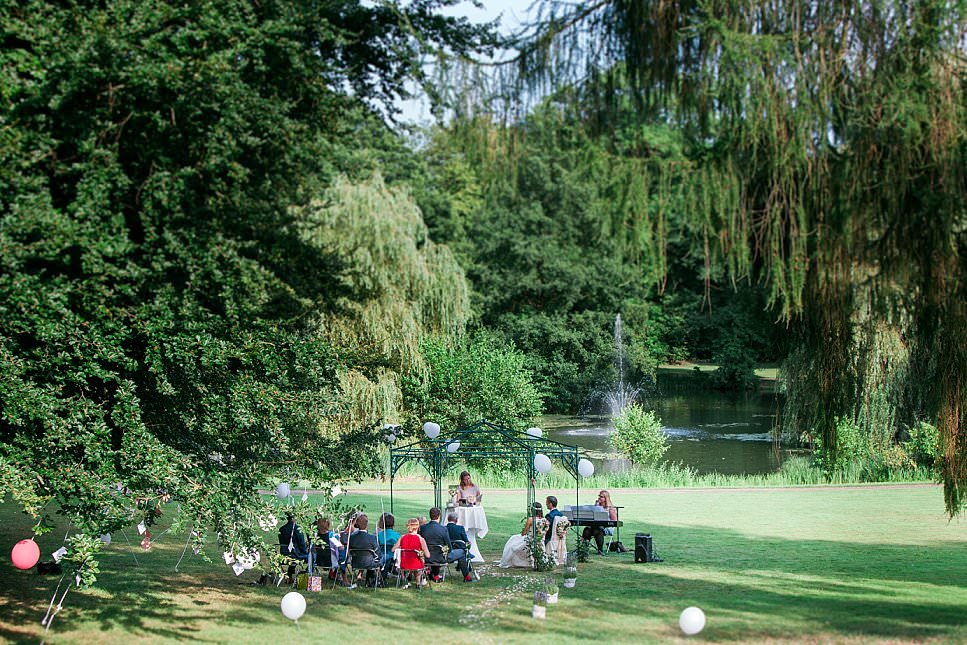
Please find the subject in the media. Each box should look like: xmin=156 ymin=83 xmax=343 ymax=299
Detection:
xmin=425 ymin=544 xmax=448 ymax=582
xmin=447 ymin=539 xmax=477 ymax=581
xmin=396 ymin=549 xmax=427 ymax=590
xmin=348 ymin=548 xmax=383 ymax=589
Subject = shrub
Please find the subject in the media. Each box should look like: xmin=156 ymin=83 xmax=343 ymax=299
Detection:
xmin=611 ymin=405 xmax=668 ymax=465
xmin=903 ymin=421 xmax=942 ymax=469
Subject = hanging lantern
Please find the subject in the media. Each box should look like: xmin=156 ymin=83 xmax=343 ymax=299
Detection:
xmin=275 ymin=483 xmax=290 ymax=500
xmin=526 ymin=427 xmax=542 ymax=438
xmin=11 ymin=539 xmax=40 ymax=570
xmin=533 ymin=453 xmax=552 ymax=474
xmin=422 ymin=422 xmax=440 ymax=439
xmin=577 ymin=458 xmax=595 ymax=478
xmin=446 ymin=441 xmax=460 ymax=453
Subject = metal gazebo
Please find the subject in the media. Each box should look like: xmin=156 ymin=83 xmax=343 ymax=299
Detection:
xmin=389 ymin=419 xmax=585 ymax=513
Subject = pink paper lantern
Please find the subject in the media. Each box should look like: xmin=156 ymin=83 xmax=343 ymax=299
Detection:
xmin=11 ymin=539 xmax=41 ymax=570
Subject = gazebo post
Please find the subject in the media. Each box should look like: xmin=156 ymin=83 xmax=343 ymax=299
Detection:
xmin=433 ymin=446 xmax=443 ymax=511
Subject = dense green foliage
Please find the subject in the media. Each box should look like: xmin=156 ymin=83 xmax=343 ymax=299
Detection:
xmin=0 ymin=0 xmax=494 ymax=584
xmin=399 ymin=333 xmax=543 ymax=432
xmin=610 ymin=404 xmax=668 ymax=465
xmin=416 ymin=102 xmax=786 ymax=412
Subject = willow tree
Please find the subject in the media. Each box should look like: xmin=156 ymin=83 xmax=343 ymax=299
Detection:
xmin=296 ymin=174 xmax=471 ymax=432
xmin=486 ymin=1 xmax=967 ymax=512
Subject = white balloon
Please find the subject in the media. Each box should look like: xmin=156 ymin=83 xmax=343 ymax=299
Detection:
xmin=331 ymin=485 xmax=342 ymax=497
xmin=276 ymin=483 xmax=290 ymax=499
xmin=446 ymin=441 xmax=460 ymax=453
xmin=423 ymin=421 xmax=440 ymax=439
xmin=382 ymin=424 xmax=392 ymax=431
xmin=387 ymin=433 xmax=396 ymax=444
xmin=280 ymin=591 xmax=306 ymax=621
xmin=679 ymin=607 xmax=706 ymax=635
xmin=526 ymin=427 xmax=543 ymax=438
xmin=577 ymin=458 xmax=595 ymax=478
xmin=533 ymin=453 xmax=552 ymax=474
xmin=100 ymin=533 xmax=112 ymax=546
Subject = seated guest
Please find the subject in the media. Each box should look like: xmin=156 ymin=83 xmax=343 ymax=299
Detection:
xmin=444 ymin=512 xmax=474 ymax=582
xmin=454 ymin=470 xmax=484 ymax=506
xmin=418 ymin=516 xmax=427 ymax=527
xmin=278 ymin=514 xmax=309 ymax=579
xmin=376 ymin=513 xmax=400 ymax=577
xmin=499 ymin=503 xmax=542 ymax=568
xmin=393 ymin=518 xmax=431 ymax=588
xmin=347 ymin=514 xmax=381 ymax=587
xmin=582 ymin=490 xmax=619 ymax=555
xmin=314 ymin=517 xmax=336 ymax=574
xmin=417 ymin=507 xmax=451 ymax=582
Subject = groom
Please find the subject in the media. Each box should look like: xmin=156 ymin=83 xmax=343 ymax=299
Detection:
xmin=544 ymin=496 xmax=562 ymax=545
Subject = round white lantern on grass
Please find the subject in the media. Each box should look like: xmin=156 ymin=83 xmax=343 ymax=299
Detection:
xmin=679 ymin=607 xmax=706 ymax=635
xmin=577 ymin=458 xmax=595 ymax=478
xmin=423 ymin=421 xmax=440 ymax=439
xmin=526 ymin=427 xmax=542 ymax=438
xmin=280 ymin=591 xmax=306 ymax=622
xmin=446 ymin=441 xmax=460 ymax=453
xmin=275 ymin=483 xmax=290 ymax=500
xmin=533 ymin=453 xmax=552 ymax=474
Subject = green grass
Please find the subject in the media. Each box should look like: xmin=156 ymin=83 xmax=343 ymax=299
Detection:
xmin=2 ymin=485 xmax=966 ymax=644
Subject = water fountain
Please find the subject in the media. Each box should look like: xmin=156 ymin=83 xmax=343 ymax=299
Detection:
xmin=601 ymin=314 xmax=641 ymax=417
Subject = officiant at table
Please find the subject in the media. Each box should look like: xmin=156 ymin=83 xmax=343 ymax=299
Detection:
xmin=449 ymin=471 xmax=488 ymax=562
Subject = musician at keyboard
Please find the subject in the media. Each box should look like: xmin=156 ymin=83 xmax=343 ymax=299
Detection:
xmin=583 ymin=491 xmax=618 ymax=554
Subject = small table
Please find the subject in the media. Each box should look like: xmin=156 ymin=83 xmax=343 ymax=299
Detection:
xmin=448 ymin=505 xmax=488 ymax=562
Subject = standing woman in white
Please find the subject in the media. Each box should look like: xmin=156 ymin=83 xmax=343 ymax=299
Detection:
xmin=454 ymin=470 xmax=483 ymax=505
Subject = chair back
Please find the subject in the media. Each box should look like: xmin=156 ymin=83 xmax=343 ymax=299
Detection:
xmin=450 ymin=539 xmax=468 ymax=551
xmin=426 ymin=543 xmax=447 ymax=564
xmin=397 ymin=549 xmax=425 ymax=572
xmin=349 ymin=548 xmax=379 ymax=570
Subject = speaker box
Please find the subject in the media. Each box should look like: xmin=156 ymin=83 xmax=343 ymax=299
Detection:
xmin=634 ymin=532 xmax=653 ymax=563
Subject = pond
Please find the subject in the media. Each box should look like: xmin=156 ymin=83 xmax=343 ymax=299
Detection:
xmin=543 ymin=375 xmax=783 ymax=475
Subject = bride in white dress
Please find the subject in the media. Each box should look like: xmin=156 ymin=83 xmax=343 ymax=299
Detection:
xmin=499 ymin=504 xmax=545 ymax=568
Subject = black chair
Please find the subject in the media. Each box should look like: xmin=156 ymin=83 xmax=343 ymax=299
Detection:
xmin=396 ymin=549 xmax=426 ymax=590
xmin=349 ymin=548 xmax=383 ymax=589
xmin=425 ymin=543 xmax=448 ymax=582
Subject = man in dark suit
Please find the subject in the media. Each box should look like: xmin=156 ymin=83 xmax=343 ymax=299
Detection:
xmin=544 ymin=496 xmax=563 ymax=546
xmin=445 ymin=512 xmax=474 ymax=582
xmin=347 ymin=514 xmax=381 ymax=587
xmin=418 ymin=506 xmax=451 ymax=582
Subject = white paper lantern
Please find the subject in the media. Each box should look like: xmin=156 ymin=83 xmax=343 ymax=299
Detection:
xmin=679 ymin=607 xmax=706 ymax=635
xmin=237 ymin=552 xmax=258 ymax=570
xmin=280 ymin=591 xmax=306 ymax=622
xmin=526 ymin=427 xmax=542 ymax=438
xmin=386 ymin=433 xmax=396 ymax=444
xmin=331 ymin=485 xmax=342 ymax=497
xmin=275 ymin=483 xmax=290 ymax=499
xmin=533 ymin=453 xmax=552 ymax=474
xmin=446 ymin=441 xmax=460 ymax=453
xmin=423 ymin=421 xmax=440 ymax=439
xmin=382 ymin=423 xmax=392 ymax=431
xmin=577 ymin=458 xmax=595 ymax=478
xmin=100 ymin=533 xmax=112 ymax=546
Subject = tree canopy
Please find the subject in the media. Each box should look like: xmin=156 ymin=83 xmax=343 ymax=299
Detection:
xmin=0 ymin=0 xmax=494 ymax=581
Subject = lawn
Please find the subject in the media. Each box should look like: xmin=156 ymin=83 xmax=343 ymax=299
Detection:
xmin=2 ymin=484 xmax=965 ymax=644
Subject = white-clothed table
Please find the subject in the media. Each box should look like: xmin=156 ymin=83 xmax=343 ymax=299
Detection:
xmin=448 ymin=505 xmax=488 ymax=562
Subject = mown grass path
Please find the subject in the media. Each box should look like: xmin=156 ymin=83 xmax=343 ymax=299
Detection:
xmin=2 ymin=485 xmax=965 ymax=644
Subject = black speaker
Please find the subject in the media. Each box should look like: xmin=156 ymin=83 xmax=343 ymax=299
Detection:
xmin=634 ymin=533 xmax=653 ymax=563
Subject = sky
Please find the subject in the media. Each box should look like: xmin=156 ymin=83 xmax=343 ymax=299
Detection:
xmin=397 ymin=0 xmax=535 ymax=123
